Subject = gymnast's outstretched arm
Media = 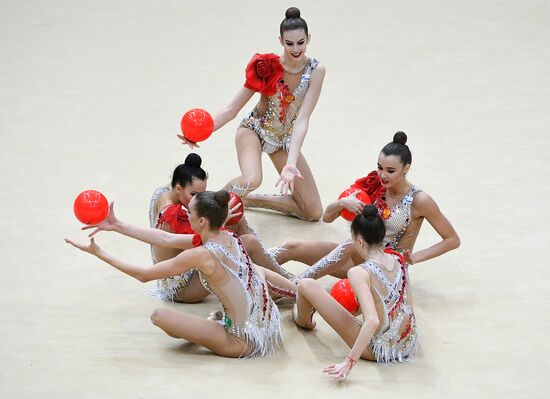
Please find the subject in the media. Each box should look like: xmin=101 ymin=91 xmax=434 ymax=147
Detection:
xmin=212 ymin=87 xmax=255 ymax=131
xmin=65 ymin=237 xmax=214 ymax=283
xmin=82 ymin=202 xmax=195 ymax=250
xmin=177 ymin=87 xmax=255 ymax=148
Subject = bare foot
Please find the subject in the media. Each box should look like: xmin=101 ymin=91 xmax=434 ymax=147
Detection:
xmin=292 ymin=304 xmax=316 ymax=330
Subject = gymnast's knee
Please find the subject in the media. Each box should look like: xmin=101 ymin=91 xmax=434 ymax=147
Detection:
xmin=233 ymin=174 xmax=262 ymax=193
xmin=302 ymin=204 xmax=323 ymax=222
xmin=283 ymin=240 xmax=303 ymax=253
xmin=298 ymin=277 xmax=317 ymax=293
xmin=150 ymin=307 xmax=168 ymax=326
xmin=246 ymin=175 xmax=262 ymax=191
xmin=239 ymin=234 xmax=256 ymax=248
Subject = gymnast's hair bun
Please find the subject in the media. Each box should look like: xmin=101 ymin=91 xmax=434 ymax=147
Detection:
xmin=214 ymin=190 xmax=230 ymax=207
xmin=361 ymin=205 xmax=379 ymax=221
xmin=184 ymin=153 xmax=202 ymax=168
xmin=393 ymin=131 xmax=407 ymax=145
xmin=352 ymin=204 xmax=386 ymax=244
xmin=285 ymin=7 xmax=301 ymax=19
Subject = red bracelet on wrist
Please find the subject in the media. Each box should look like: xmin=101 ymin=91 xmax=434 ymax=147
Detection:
xmin=346 ymin=355 xmax=357 ymax=366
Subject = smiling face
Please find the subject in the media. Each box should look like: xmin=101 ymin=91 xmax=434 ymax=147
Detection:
xmin=280 ymin=29 xmax=309 ymax=62
xmin=377 ymin=153 xmax=410 ymax=190
xmin=176 ymin=177 xmax=207 ymax=207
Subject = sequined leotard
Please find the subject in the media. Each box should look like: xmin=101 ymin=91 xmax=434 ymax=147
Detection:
xmin=149 ymin=186 xmax=196 ymax=301
xmin=200 ymin=232 xmax=282 ymax=358
xmin=348 ymin=172 xmax=423 ymax=251
xmin=360 ymin=255 xmax=417 ymax=363
xmin=240 ymin=58 xmax=319 ymax=154
xmin=296 ymin=185 xmax=422 ymax=280
xmin=379 ymin=186 xmax=421 ymax=250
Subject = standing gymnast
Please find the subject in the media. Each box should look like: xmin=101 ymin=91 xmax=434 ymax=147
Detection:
xmin=66 ymin=190 xmax=296 ymax=358
xmin=178 ymin=7 xmax=325 ymax=221
xmin=294 ymin=205 xmax=417 ymax=380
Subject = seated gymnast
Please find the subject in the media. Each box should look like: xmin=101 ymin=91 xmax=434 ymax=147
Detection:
xmin=294 ymin=205 xmax=417 ymax=380
xmin=66 ymin=190 xmax=296 ymax=358
xmin=269 ymin=132 xmax=460 ymax=281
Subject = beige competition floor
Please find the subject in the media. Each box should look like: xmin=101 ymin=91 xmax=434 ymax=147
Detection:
xmin=1 ymin=1 xmax=549 ymax=398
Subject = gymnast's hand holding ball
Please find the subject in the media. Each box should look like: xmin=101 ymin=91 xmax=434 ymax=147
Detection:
xmin=73 ymin=190 xmax=109 ymax=225
xmin=80 ymin=201 xmax=119 ymax=237
xmin=338 ymin=189 xmax=371 ymax=221
xmin=65 ymin=200 xmax=120 ymax=255
xmin=177 ymin=108 xmax=214 ymax=149
xmin=225 ymin=192 xmax=244 ymax=226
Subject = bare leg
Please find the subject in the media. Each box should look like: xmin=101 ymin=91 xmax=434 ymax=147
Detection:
xmin=295 ymin=279 xmax=375 ymax=360
xmin=173 ymin=271 xmax=209 ymax=303
xmin=257 ymin=267 xmax=298 ymax=298
xmin=273 ymin=240 xmax=339 ymax=265
xmin=152 ymin=222 xmax=209 ymax=303
xmin=150 ymin=308 xmax=251 ymax=358
xmin=244 ymin=151 xmax=323 ymax=221
xmin=225 ymin=215 xmax=257 ymax=237
xmin=240 ymin=234 xmax=296 ymax=280
xmin=297 ymin=238 xmax=360 ymax=280
xmin=224 ymin=127 xmax=263 ymax=196
xmin=151 ymin=222 xmax=183 ymax=265
xmin=293 ymin=284 xmax=317 ymax=329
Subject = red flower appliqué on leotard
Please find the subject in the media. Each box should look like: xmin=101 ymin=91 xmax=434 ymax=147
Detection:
xmin=244 ymin=53 xmax=299 ymax=123
xmin=244 ymin=53 xmax=284 ymax=96
xmin=351 ymin=171 xmax=391 ymax=219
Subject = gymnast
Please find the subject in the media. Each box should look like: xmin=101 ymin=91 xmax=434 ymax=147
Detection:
xmin=178 ymin=7 xmax=325 ymax=221
xmin=66 ymin=190 xmax=296 ymax=358
xmin=294 ymin=205 xmax=417 ymax=379
xmin=148 ymin=153 xmax=210 ymax=302
xmin=147 ymin=152 xmax=296 ymax=302
xmin=271 ymin=132 xmax=461 ymax=280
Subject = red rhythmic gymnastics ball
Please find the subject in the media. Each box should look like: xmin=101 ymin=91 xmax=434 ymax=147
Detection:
xmin=225 ymin=192 xmax=244 ymax=226
xmin=73 ymin=190 xmax=109 ymax=225
xmin=330 ymin=278 xmax=359 ymax=313
xmin=180 ymin=108 xmax=214 ymax=143
xmin=338 ymin=188 xmax=372 ymax=221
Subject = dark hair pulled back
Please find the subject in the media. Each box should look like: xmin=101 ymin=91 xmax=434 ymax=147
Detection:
xmin=280 ymin=7 xmax=308 ymax=36
xmin=351 ymin=205 xmax=386 ymax=245
xmin=193 ymin=190 xmax=230 ymax=230
xmin=171 ymin=153 xmax=208 ymax=188
xmin=381 ymin=131 xmax=412 ymax=166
